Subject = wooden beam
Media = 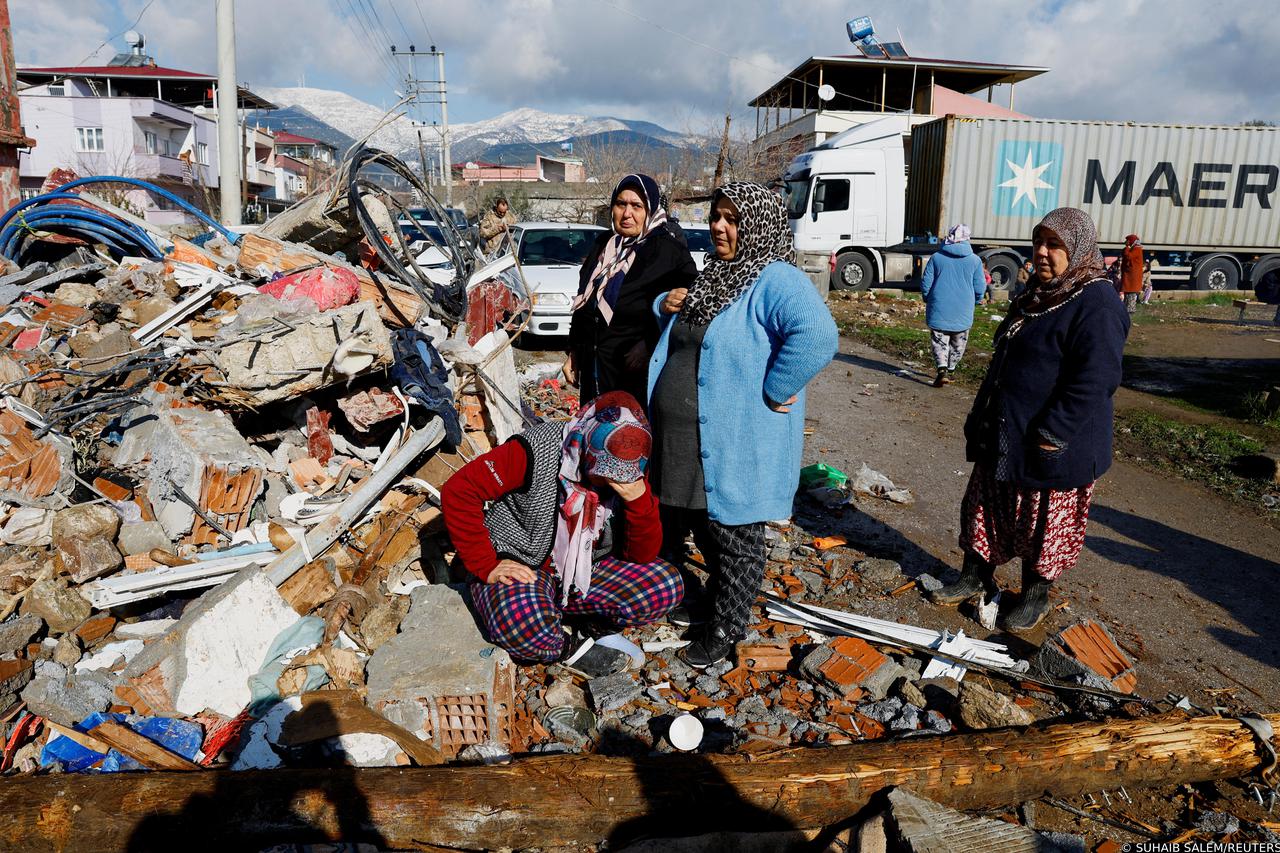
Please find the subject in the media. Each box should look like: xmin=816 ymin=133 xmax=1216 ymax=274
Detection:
xmin=84 ymin=721 xmax=202 ymax=772
xmin=1 ymin=713 xmax=1276 ymax=851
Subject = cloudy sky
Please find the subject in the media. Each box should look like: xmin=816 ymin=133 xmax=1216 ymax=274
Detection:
xmin=12 ymin=0 xmax=1279 ymax=131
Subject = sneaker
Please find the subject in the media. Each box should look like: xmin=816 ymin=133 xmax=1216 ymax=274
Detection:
xmin=932 ymin=368 xmax=947 ymax=388
xmin=561 ymin=636 xmax=630 ymax=679
xmin=679 ymin=624 xmax=735 ymax=669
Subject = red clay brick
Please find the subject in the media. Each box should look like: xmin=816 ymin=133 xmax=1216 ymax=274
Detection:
xmin=1060 ymin=620 xmax=1136 ymax=693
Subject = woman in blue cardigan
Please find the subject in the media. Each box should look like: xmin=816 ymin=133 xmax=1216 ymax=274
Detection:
xmin=647 ymin=182 xmax=838 ymax=667
xmin=930 ymin=207 xmax=1129 ymax=632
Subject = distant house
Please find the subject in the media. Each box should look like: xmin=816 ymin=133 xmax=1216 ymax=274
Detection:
xmin=454 ymin=154 xmax=586 ymax=185
xmin=267 ymin=132 xmax=337 ymax=204
xmin=16 ymin=45 xmax=276 ymax=226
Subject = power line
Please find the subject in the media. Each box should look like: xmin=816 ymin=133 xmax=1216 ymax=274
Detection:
xmin=71 ymin=0 xmax=158 ymax=67
xmin=385 ymin=0 xmax=413 ymax=44
xmin=340 ymin=0 xmax=402 ymax=91
xmin=411 ymin=0 xmax=436 ymax=47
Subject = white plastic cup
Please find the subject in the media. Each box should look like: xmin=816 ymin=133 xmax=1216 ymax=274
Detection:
xmin=668 ymin=713 xmax=704 ymax=752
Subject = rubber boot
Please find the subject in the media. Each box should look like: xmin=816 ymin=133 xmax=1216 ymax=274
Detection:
xmin=929 ymin=553 xmax=995 ymax=606
xmin=1000 ymin=564 xmax=1053 ymax=632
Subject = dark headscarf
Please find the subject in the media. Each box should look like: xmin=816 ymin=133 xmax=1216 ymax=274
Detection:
xmin=1011 ymin=207 xmax=1105 ymax=317
xmin=679 ymin=182 xmax=796 ymax=327
xmin=573 ymin=173 xmax=668 ymax=325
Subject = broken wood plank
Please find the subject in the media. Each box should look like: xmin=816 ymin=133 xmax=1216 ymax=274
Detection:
xmin=278 ymin=690 xmax=443 ymax=767
xmin=2 ymin=712 xmax=1276 ymax=851
xmin=84 ymin=721 xmax=201 ymax=772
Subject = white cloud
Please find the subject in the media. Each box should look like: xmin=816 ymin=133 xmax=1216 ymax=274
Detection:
xmin=11 ymin=0 xmax=1279 ymax=128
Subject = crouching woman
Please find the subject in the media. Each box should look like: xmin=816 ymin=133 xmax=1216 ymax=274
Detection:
xmin=441 ymin=392 xmax=682 ymax=675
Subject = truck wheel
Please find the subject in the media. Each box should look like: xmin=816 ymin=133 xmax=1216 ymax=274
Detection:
xmin=1252 ymin=261 xmax=1280 ymax=304
xmin=985 ymin=255 xmax=1019 ymax=290
xmin=1194 ymin=257 xmax=1239 ymax=291
xmin=832 ymin=253 xmax=874 ymax=291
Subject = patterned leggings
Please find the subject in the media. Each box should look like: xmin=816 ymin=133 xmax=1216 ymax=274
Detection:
xmin=929 ymin=329 xmax=970 ymax=371
xmin=661 ymin=506 xmax=767 ymax=639
xmin=469 ymin=556 xmax=683 ymax=662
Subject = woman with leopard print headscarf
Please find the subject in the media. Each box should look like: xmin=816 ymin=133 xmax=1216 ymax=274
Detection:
xmin=646 ymin=182 xmax=838 ymax=668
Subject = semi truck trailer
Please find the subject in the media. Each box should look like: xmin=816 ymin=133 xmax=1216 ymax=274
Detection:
xmin=784 ymin=114 xmax=1280 ymax=300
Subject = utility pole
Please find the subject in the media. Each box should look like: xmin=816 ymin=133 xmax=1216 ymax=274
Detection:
xmin=712 ymin=113 xmax=732 ymax=187
xmin=391 ymin=44 xmax=451 ymax=207
xmin=215 ymin=0 xmax=241 ymax=226
xmin=0 ymin=0 xmax=35 ymax=213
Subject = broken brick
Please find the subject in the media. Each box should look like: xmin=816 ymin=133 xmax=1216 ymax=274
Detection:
xmin=1057 ymin=620 xmax=1137 ymax=694
xmin=73 ymin=614 xmax=117 ymax=646
xmin=800 ymin=635 xmax=903 ymax=701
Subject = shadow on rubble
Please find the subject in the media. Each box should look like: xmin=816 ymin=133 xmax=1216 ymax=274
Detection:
xmin=832 ymin=350 xmax=922 ymax=381
xmin=793 ymin=496 xmax=954 ymax=581
xmin=126 ymin=702 xmax=390 ymax=852
xmin=1085 ymin=503 xmax=1280 ymax=671
xmin=604 ymin=732 xmax=807 ymax=849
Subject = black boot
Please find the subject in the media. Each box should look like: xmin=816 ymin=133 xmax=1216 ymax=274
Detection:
xmin=932 ymin=367 xmax=947 ymax=388
xmin=680 ymin=623 xmax=735 ymax=669
xmin=929 ymin=554 xmax=995 ymax=606
xmin=1000 ymin=566 xmax=1052 ymax=632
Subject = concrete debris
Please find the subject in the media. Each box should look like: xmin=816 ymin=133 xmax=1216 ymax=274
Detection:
xmin=0 ymin=612 xmax=44 ymax=654
xmin=588 ymin=672 xmax=642 ymax=712
xmin=22 ymin=578 xmax=91 ymax=634
xmin=51 ymin=503 xmax=122 ymax=583
xmin=956 ymin=681 xmax=1036 ymax=730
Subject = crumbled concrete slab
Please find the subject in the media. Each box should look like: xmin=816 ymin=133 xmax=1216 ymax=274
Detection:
xmin=359 ymin=596 xmax=410 ymax=651
xmin=21 ymin=664 xmax=116 ymax=727
xmin=366 ymin=584 xmax=512 ymax=757
xmin=114 ymin=618 xmax=176 ymax=640
xmin=75 ymin=639 xmax=145 ymax=673
xmin=885 ymin=787 xmax=1084 ymax=852
xmin=588 ymin=673 xmax=642 ymax=712
xmin=22 ymin=579 xmax=91 ymax=634
xmin=122 ymin=570 xmax=301 ymax=716
xmin=112 ymin=388 xmax=268 ymax=541
xmin=0 ymin=613 xmax=44 ymax=655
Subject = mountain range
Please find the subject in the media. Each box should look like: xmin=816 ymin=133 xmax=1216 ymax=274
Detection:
xmin=250 ymin=87 xmax=701 ymax=168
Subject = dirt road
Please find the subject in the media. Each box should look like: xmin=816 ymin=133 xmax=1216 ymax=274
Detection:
xmin=803 ymin=337 xmax=1280 ymax=708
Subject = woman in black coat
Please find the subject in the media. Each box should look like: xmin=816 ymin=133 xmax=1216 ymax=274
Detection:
xmin=568 ymin=174 xmax=696 ymax=403
xmin=930 ymin=207 xmax=1130 ymax=632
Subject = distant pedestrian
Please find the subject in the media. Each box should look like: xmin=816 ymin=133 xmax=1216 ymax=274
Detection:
xmin=930 ymin=207 xmax=1130 ymax=632
xmin=1141 ymin=259 xmax=1153 ymax=304
xmin=478 ymin=196 xmax=517 ymax=256
xmin=981 ymin=259 xmax=994 ymax=303
xmin=920 ymin=223 xmax=986 ymax=387
xmin=1120 ymin=234 xmax=1144 ymax=315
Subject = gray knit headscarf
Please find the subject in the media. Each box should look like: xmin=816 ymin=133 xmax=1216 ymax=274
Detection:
xmin=1013 ymin=207 xmax=1105 ymax=316
xmin=678 ymin=182 xmax=796 ymax=327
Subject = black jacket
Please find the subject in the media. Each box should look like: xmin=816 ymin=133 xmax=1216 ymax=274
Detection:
xmin=965 ymin=280 xmax=1130 ymax=490
xmin=570 ymin=228 xmax=696 ymax=403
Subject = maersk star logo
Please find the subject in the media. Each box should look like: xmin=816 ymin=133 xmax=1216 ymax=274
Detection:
xmin=992 ymin=140 xmax=1063 ymax=216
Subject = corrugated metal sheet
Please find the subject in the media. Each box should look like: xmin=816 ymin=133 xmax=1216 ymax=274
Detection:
xmin=908 ymin=116 xmax=1280 ymax=250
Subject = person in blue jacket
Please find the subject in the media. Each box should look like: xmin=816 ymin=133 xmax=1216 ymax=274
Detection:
xmin=930 ymin=207 xmax=1130 ymax=632
xmin=920 ymin=224 xmax=986 ymax=387
xmin=646 ymin=182 xmax=838 ymax=667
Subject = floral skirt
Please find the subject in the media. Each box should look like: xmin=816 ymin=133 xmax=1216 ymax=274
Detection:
xmin=958 ymin=463 xmax=1094 ymax=582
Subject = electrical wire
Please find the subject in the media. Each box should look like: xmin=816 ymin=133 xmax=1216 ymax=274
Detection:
xmin=69 ymin=0 xmax=159 ymax=68
xmin=385 ymin=0 xmax=414 ymax=45
xmin=340 ymin=0 xmax=405 ymax=91
xmin=411 ymin=0 xmax=437 ymax=47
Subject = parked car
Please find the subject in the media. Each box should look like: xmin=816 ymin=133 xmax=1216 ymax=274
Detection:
xmin=511 ymin=222 xmax=606 ymax=337
xmin=681 ymin=222 xmax=713 ymax=271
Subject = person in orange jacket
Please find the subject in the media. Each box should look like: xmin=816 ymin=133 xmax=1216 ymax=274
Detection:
xmin=1120 ymin=234 xmax=1144 ymax=315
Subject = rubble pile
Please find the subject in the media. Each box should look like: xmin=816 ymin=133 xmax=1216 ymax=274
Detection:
xmin=0 ymin=160 xmax=1273 ymax=851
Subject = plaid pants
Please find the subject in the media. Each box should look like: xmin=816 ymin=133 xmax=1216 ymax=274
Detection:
xmin=470 ymin=556 xmax=683 ymax=662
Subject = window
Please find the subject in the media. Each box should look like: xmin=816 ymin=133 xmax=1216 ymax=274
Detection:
xmin=144 ymin=131 xmax=157 ymax=154
xmin=75 ymin=127 xmax=104 ymax=152
xmin=19 ymin=188 xmax=41 ymax=201
xmin=47 ymin=82 xmax=65 ymax=97
xmin=518 ymin=229 xmax=600 ymax=266
xmin=197 ymin=142 xmax=209 ymax=165
xmin=784 ymin=177 xmax=811 ymax=218
xmin=814 ymin=178 xmax=850 ymax=213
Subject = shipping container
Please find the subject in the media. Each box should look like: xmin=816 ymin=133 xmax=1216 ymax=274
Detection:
xmin=908 ymin=115 xmax=1280 ymax=252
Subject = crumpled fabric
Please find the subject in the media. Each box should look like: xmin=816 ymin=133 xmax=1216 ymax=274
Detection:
xmin=246 ymin=616 xmax=328 ymax=716
xmin=390 ymin=328 xmax=463 ymax=446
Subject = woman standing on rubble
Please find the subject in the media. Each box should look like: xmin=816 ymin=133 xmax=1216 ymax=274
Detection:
xmin=567 ymin=173 xmax=697 ymax=403
xmin=930 ymin=207 xmax=1129 ymax=632
xmin=440 ymin=391 xmax=682 ymax=676
xmin=648 ymin=182 xmax=838 ymax=668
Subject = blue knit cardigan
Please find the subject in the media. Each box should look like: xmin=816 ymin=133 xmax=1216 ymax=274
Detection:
xmin=647 ymin=261 xmax=838 ymax=525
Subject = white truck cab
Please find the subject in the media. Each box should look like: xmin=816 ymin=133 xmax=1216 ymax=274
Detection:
xmin=784 ymin=117 xmax=912 ymax=295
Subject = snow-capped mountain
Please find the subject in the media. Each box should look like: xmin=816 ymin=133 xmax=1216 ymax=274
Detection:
xmin=255 ymin=86 xmax=697 ymax=163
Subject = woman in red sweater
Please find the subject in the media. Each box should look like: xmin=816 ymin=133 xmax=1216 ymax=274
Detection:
xmin=441 ymin=391 xmax=682 ymax=676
